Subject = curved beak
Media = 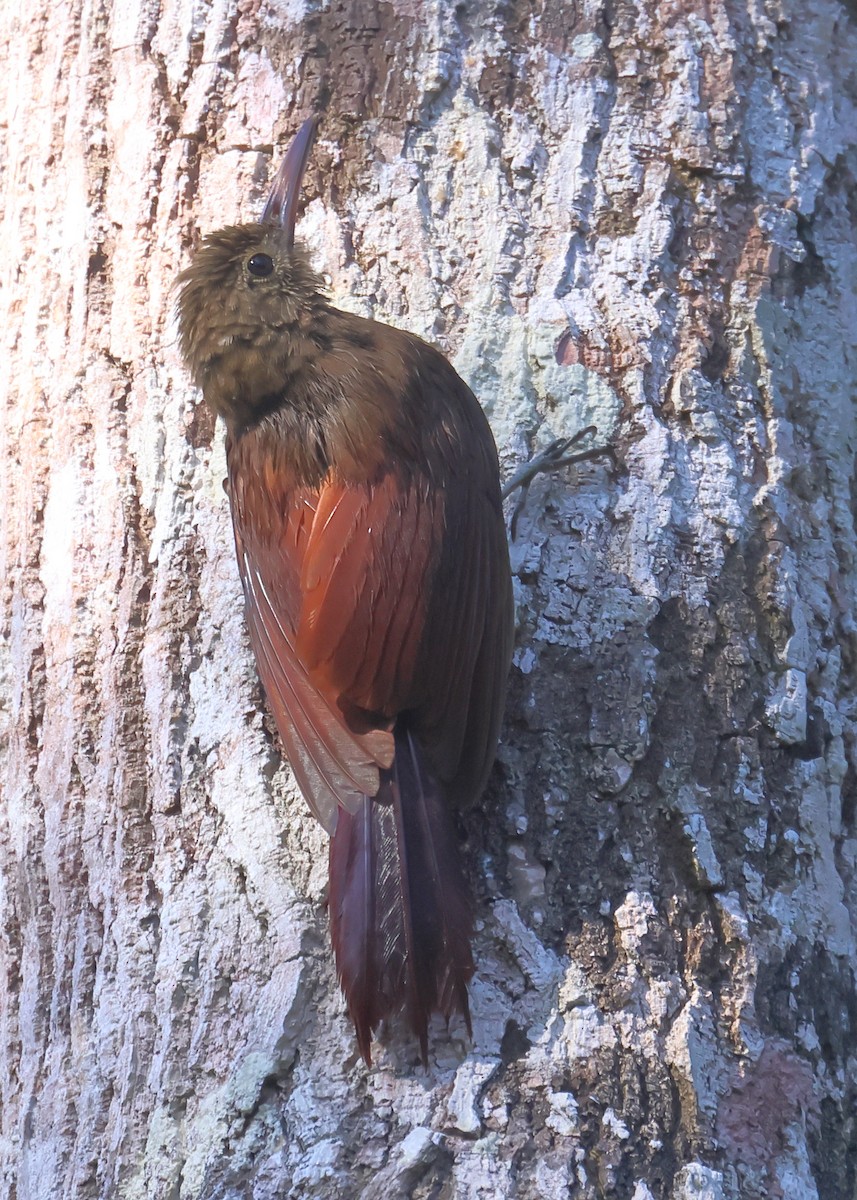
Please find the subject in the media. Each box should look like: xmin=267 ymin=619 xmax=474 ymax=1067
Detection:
xmin=261 ymin=116 xmax=320 ymax=246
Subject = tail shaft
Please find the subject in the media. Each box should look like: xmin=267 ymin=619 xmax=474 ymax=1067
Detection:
xmin=328 ymin=728 xmax=473 ymax=1063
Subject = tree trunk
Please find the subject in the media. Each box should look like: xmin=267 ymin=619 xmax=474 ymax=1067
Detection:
xmin=2 ymin=1 xmax=855 ymax=1197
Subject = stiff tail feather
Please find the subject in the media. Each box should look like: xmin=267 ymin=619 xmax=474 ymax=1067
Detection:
xmin=328 ymin=727 xmax=474 ymax=1063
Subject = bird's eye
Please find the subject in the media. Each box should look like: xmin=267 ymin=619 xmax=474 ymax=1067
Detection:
xmin=247 ymin=253 xmax=275 ymax=278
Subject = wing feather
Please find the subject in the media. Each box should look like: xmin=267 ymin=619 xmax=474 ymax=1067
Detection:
xmin=241 ymin=551 xmax=383 ymax=789
xmin=229 ymin=455 xmax=395 ymax=832
xmin=226 ymin=348 xmax=513 ymax=832
xmin=297 ymin=474 xmax=442 ymax=718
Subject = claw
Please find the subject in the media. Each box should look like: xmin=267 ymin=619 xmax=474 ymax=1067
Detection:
xmin=502 ymin=426 xmax=612 ymax=540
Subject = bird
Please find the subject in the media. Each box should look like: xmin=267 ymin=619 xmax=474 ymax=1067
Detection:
xmin=177 ymin=117 xmax=514 ymax=1064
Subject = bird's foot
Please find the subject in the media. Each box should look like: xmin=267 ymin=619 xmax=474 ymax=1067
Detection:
xmin=502 ymin=426 xmax=612 ymax=539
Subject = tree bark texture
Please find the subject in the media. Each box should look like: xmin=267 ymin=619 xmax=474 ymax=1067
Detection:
xmin=1 ymin=2 xmax=856 ymax=1197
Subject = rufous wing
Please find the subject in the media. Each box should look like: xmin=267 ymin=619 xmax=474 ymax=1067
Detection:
xmin=296 ymin=472 xmax=444 ymax=718
xmin=228 ymin=449 xmax=393 ymax=833
xmin=226 ymin=370 xmax=512 ymax=830
xmin=292 ymin=451 xmax=511 ymax=802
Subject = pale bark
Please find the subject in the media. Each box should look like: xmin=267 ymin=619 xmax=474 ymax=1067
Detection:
xmin=1 ymin=1 xmax=856 ymax=1197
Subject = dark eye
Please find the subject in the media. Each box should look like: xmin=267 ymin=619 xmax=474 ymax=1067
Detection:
xmin=247 ymin=253 xmax=274 ymax=278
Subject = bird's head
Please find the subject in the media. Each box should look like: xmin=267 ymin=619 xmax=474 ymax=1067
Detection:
xmin=177 ymin=117 xmax=326 ymax=425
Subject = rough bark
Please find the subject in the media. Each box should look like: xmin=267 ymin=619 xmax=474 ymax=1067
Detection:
xmin=1 ymin=1 xmax=856 ymax=1197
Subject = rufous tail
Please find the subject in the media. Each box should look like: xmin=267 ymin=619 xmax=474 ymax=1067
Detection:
xmin=328 ymin=726 xmax=474 ymax=1064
